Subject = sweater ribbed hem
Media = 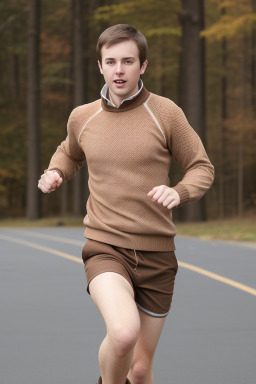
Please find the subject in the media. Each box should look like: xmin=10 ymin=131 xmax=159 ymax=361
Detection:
xmin=84 ymin=227 xmax=176 ymax=251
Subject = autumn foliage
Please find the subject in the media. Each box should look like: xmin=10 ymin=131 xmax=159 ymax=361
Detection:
xmin=0 ymin=0 xmax=255 ymax=219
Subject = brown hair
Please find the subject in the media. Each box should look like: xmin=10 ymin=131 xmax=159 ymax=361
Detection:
xmin=96 ymin=24 xmax=148 ymax=67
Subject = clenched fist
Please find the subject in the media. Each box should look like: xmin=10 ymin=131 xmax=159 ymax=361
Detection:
xmin=38 ymin=170 xmax=63 ymax=194
xmin=147 ymin=185 xmax=180 ymax=210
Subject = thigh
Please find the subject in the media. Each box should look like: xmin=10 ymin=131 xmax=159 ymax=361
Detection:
xmin=134 ymin=308 xmax=166 ymax=360
xmin=82 ymin=239 xmax=134 ymax=294
xmin=89 ymin=272 xmax=140 ymax=335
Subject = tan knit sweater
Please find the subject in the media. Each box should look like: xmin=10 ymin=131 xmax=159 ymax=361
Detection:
xmin=47 ymin=87 xmax=214 ymax=251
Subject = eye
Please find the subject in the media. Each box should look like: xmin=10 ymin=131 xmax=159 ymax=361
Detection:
xmin=125 ymin=60 xmax=132 ymax=64
xmin=106 ymin=61 xmax=114 ymax=65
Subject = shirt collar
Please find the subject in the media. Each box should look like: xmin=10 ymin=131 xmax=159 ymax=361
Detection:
xmin=100 ymin=79 xmax=144 ymax=108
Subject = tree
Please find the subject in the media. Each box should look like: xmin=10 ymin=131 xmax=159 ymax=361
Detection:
xmin=202 ymin=0 xmax=256 ymax=216
xmin=72 ymin=0 xmax=85 ymax=217
xmin=179 ymin=0 xmax=206 ymax=221
xmin=27 ymin=0 xmax=41 ymax=220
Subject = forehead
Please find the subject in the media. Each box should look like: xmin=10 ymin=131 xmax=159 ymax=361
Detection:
xmin=101 ymin=39 xmax=139 ymax=59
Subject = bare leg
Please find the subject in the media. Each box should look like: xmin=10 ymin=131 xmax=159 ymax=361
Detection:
xmin=127 ymin=309 xmax=166 ymax=384
xmin=89 ymin=272 xmax=141 ymax=384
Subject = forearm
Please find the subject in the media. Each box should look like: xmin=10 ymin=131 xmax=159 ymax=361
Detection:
xmin=169 ymin=106 xmax=215 ymax=206
xmin=45 ymin=106 xmax=86 ymax=182
xmin=46 ymin=143 xmax=84 ymax=182
xmin=172 ymin=161 xmax=215 ymax=206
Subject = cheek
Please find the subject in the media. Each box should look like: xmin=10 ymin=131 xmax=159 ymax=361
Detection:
xmin=131 ymin=66 xmax=142 ymax=78
xmin=105 ymin=70 xmax=115 ymax=81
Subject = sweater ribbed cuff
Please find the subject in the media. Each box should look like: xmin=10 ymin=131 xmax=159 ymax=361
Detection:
xmin=172 ymin=184 xmax=190 ymax=207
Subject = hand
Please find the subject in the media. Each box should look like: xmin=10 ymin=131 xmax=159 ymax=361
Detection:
xmin=38 ymin=170 xmax=63 ymax=193
xmin=147 ymin=185 xmax=180 ymax=209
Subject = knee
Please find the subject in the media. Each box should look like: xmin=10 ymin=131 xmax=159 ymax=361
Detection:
xmin=109 ymin=324 xmax=140 ymax=358
xmin=131 ymin=359 xmax=152 ymax=383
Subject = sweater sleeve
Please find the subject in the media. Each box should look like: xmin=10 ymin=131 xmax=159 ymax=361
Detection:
xmin=46 ymin=107 xmax=86 ymax=182
xmin=168 ymin=106 xmax=215 ymax=206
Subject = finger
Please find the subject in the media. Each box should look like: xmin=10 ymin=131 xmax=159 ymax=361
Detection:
xmin=167 ymin=201 xmax=177 ymax=209
xmin=38 ymin=184 xmax=52 ymax=193
xmin=149 ymin=186 xmax=165 ymax=201
xmin=56 ymin=177 xmax=63 ymax=187
xmin=38 ymin=182 xmax=52 ymax=193
xmin=162 ymin=195 xmax=174 ymax=206
xmin=147 ymin=185 xmax=162 ymax=196
xmin=42 ymin=174 xmax=54 ymax=185
xmin=157 ymin=189 xmax=171 ymax=204
xmin=39 ymin=179 xmax=54 ymax=191
xmin=167 ymin=197 xmax=180 ymax=209
xmin=38 ymin=176 xmax=55 ymax=192
xmin=42 ymin=173 xmax=60 ymax=189
xmin=51 ymin=172 xmax=63 ymax=187
xmin=147 ymin=188 xmax=158 ymax=196
xmin=52 ymin=171 xmax=62 ymax=182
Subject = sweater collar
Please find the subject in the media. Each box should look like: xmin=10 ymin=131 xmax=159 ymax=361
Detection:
xmin=101 ymin=79 xmax=144 ymax=107
xmin=101 ymin=81 xmax=150 ymax=112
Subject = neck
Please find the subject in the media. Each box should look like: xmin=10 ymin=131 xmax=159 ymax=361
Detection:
xmin=108 ymin=85 xmax=140 ymax=108
xmin=101 ymin=86 xmax=150 ymax=113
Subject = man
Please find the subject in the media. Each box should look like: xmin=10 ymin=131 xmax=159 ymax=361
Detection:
xmin=38 ymin=24 xmax=214 ymax=384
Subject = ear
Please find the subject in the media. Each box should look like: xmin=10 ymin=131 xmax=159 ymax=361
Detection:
xmin=140 ymin=60 xmax=148 ymax=75
xmin=98 ymin=60 xmax=103 ymax=75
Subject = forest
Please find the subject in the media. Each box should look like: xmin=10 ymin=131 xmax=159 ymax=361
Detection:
xmin=0 ymin=0 xmax=255 ymax=222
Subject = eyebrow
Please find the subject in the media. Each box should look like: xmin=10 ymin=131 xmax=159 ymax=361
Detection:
xmin=104 ymin=57 xmax=136 ymax=61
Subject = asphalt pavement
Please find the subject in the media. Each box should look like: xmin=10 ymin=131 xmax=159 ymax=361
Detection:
xmin=0 ymin=227 xmax=255 ymax=384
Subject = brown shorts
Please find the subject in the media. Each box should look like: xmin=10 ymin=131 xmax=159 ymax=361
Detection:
xmin=82 ymin=239 xmax=178 ymax=317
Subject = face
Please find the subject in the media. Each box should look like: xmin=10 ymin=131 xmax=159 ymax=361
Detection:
xmin=98 ymin=39 xmax=148 ymax=107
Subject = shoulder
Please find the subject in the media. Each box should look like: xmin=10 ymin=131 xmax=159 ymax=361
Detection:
xmin=144 ymin=92 xmax=186 ymax=138
xmin=145 ymin=92 xmax=181 ymax=121
xmin=67 ymin=99 xmax=102 ymax=132
xmin=146 ymin=92 xmax=179 ymax=110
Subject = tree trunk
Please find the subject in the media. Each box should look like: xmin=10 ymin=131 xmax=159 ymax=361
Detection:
xmin=179 ymin=0 xmax=206 ymax=221
xmin=238 ymin=35 xmax=249 ymax=216
xmin=155 ymin=37 xmax=163 ymax=95
xmin=72 ymin=0 xmax=85 ymax=217
xmin=219 ymin=38 xmax=227 ymax=218
xmin=219 ymin=2 xmax=228 ymax=218
xmin=251 ymin=0 xmax=256 ymax=116
xmin=27 ymin=0 xmax=40 ymax=220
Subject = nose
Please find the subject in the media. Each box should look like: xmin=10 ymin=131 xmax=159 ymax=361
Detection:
xmin=116 ymin=62 xmax=124 ymax=74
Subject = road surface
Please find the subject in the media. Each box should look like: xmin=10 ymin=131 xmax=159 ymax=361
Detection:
xmin=0 ymin=227 xmax=255 ymax=384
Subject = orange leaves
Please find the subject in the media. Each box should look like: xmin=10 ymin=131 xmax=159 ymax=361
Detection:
xmin=41 ymin=32 xmax=71 ymax=63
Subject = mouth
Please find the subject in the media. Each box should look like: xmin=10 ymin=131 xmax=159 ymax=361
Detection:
xmin=114 ymin=80 xmax=126 ymax=84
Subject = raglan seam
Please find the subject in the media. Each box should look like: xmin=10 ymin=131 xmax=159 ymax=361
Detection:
xmin=78 ymin=107 xmax=103 ymax=143
xmin=143 ymin=95 xmax=167 ymax=146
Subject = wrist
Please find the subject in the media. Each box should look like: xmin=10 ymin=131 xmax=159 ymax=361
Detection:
xmin=44 ymin=168 xmax=64 ymax=180
xmin=172 ymin=184 xmax=189 ymax=206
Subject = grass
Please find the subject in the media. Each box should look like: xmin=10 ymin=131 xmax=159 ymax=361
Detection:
xmin=0 ymin=216 xmax=256 ymax=243
xmin=176 ymin=216 xmax=256 ymax=242
xmin=0 ymin=217 xmax=83 ymax=228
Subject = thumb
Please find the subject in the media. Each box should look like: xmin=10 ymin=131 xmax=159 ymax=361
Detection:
xmin=57 ymin=177 xmax=63 ymax=187
xmin=53 ymin=171 xmax=63 ymax=185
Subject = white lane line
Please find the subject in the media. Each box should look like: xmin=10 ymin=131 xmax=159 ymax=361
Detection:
xmin=6 ymin=229 xmax=85 ymax=246
xmin=0 ymin=234 xmax=83 ymax=264
xmin=1 ymin=233 xmax=256 ymax=297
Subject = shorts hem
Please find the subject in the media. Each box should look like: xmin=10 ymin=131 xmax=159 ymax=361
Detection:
xmin=136 ymin=303 xmax=169 ymax=318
